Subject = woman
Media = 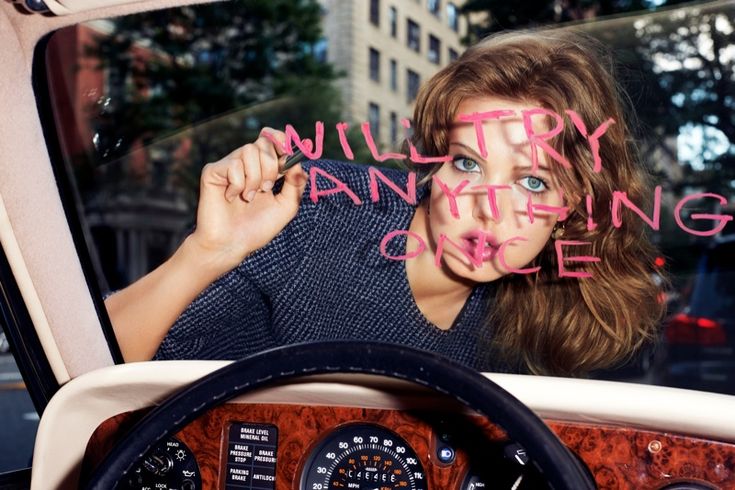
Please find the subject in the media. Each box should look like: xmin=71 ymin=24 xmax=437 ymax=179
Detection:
xmin=105 ymin=29 xmax=664 ymax=376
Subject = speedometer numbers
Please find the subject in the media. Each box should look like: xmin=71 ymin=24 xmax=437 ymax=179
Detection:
xmin=301 ymin=424 xmax=426 ymax=490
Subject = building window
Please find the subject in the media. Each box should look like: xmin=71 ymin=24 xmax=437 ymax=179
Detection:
xmin=428 ymin=35 xmax=441 ymax=64
xmin=407 ymin=19 xmax=420 ymax=52
xmin=390 ymin=112 xmax=398 ymax=144
xmin=389 ymin=6 xmax=398 ymax=38
xmin=314 ymin=37 xmax=328 ymax=63
xmin=447 ymin=2 xmax=459 ymax=32
xmin=369 ymin=103 xmax=381 ymax=140
xmin=428 ymin=0 xmax=440 ymax=16
xmin=370 ymin=0 xmax=380 ymax=26
xmin=390 ymin=59 xmax=398 ymax=92
xmin=448 ymin=47 xmax=459 ymax=62
xmin=407 ymin=69 xmax=420 ymax=103
xmin=369 ymin=48 xmax=381 ymax=82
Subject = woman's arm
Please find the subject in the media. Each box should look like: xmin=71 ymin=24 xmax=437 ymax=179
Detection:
xmin=104 ymin=235 xmax=235 ymax=362
xmin=105 ymin=128 xmax=307 ymax=362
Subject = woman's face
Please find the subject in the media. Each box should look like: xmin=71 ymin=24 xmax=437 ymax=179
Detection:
xmin=426 ymin=96 xmax=566 ymax=283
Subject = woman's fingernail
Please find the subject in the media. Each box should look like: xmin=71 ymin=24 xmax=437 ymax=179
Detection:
xmin=245 ymin=190 xmax=256 ymax=202
xmin=262 ymin=180 xmax=274 ymax=191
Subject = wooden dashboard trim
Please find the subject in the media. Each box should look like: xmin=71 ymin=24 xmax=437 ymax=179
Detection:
xmin=83 ymin=402 xmax=735 ymax=490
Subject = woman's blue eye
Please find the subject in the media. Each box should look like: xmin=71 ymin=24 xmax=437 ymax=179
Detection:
xmin=518 ymin=176 xmax=548 ymax=193
xmin=452 ymin=156 xmax=480 ymax=173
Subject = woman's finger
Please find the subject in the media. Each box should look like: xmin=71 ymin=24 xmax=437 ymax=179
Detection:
xmin=275 ymin=163 xmax=307 ymax=209
xmin=259 ymin=127 xmax=290 ymax=159
xmin=223 ymin=159 xmax=245 ymax=202
xmin=240 ymin=144 xmax=262 ymax=202
xmin=205 ymin=159 xmax=245 ymax=202
xmin=254 ymin=137 xmax=279 ymax=192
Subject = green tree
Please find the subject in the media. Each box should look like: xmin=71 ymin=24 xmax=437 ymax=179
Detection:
xmin=83 ymin=0 xmax=360 ymax=204
xmin=627 ymin=7 xmax=735 ymax=195
xmin=460 ymin=1 xmax=734 ymax=193
xmin=462 ymin=0 xmax=691 ymax=38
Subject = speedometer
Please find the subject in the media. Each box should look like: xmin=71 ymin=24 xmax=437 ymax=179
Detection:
xmin=300 ymin=423 xmax=426 ymax=490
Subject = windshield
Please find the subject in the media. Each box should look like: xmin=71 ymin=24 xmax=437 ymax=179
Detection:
xmin=42 ymin=0 xmax=735 ymax=394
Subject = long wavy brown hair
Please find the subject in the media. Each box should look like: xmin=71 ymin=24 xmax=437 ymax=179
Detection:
xmin=409 ymin=29 xmax=665 ymax=376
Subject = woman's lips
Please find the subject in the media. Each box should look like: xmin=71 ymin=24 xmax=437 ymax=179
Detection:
xmin=461 ymin=230 xmax=499 ymax=262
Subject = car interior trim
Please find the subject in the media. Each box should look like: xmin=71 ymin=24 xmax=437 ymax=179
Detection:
xmin=0 ymin=241 xmax=62 ymax=413
xmin=32 ymin=33 xmax=126 ymax=367
xmin=87 ymin=401 xmax=735 ymax=489
xmin=0 ymin=3 xmax=117 ymax=381
xmin=31 ymin=360 xmax=735 ymax=490
xmin=40 ymin=0 xmax=143 ymax=16
xmin=86 ymin=343 xmax=597 ymax=490
xmin=0 ymin=192 xmax=70 ymax=384
xmin=33 ymin=0 xmax=213 ymax=16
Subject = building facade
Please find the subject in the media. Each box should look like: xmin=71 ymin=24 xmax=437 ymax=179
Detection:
xmin=319 ymin=0 xmax=468 ymax=148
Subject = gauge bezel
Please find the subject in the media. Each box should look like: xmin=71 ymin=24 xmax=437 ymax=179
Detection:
xmin=298 ymin=422 xmax=427 ymax=490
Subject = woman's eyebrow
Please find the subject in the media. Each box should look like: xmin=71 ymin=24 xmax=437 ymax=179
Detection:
xmin=513 ymin=164 xmax=553 ymax=174
xmin=448 ymin=141 xmax=488 ymax=164
xmin=450 ymin=141 xmax=552 ymax=173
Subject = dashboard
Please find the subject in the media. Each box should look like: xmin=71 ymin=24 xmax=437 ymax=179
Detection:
xmin=81 ymin=403 xmax=550 ymax=489
xmin=81 ymin=402 xmax=735 ymax=490
xmin=30 ymin=362 xmax=735 ymax=490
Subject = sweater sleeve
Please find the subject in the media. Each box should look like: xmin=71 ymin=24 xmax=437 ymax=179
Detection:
xmin=152 ymin=162 xmax=325 ymax=360
xmin=152 ymin=265 xmax=277 ymax=360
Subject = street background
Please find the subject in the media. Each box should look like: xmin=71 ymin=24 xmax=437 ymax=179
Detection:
xmin=0 ymin=353 xmax=38 ymax=473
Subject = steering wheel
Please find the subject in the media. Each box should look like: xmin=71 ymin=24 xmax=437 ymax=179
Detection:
xmin=85 ymin=341 xmax=597 ymax=489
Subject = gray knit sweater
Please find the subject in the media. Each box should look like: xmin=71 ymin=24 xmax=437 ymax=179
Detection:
xmin=153 ymin=160 xmax=502 ymax=371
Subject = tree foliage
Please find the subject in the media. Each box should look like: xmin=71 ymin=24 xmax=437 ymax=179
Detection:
xmin=460 ymin=1 xmax=734 ymax=188
xmin=83 ymin=0 xmax=360 ymax=204
xmin=462 ymin=0 xmax=691 ymax=37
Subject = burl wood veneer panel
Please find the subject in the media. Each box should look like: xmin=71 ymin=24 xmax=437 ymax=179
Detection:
xmin=84 ymin=403 xmax=735 ymax=490
xmin=548 ymin=422 xmax=735 ymax=489
xmin=170 ymin=404 xmax=496 ymax=489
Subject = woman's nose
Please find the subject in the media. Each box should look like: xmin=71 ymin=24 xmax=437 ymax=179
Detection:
xmin=471 ymin=184 xmax=509 ymax=224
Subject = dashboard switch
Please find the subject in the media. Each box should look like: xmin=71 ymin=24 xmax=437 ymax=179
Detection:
xmin=437 ymin=445 xmax=456 ymax=464
xmin=142 ymin=451 xmax=173 ymax=475
xmin=503 ymin=442 xmax=529 ymax=466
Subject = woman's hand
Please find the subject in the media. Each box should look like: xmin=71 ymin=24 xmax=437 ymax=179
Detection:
xmin=106 ymin=127 xmax=307 ymax=362
xmin=187 ymin=128 xmax=308 ymax=274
